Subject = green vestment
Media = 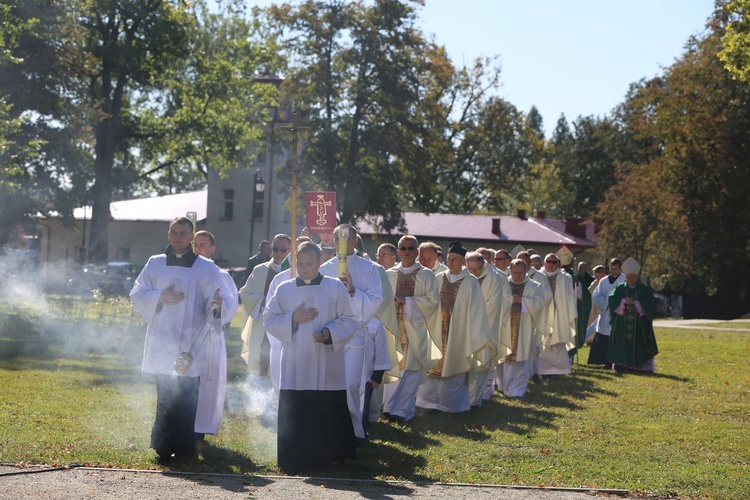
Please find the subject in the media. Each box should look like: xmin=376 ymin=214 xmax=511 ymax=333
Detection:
xmin=607 ymin=282 xmax=659 ymax=368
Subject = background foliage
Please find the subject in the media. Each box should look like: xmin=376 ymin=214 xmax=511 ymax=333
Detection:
xmin=2 ymin=0 xmax=750 ymax=307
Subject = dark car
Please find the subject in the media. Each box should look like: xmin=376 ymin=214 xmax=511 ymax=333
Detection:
xmin=653 ymin=292 xmax=673 ymax=318
xmin=98 ymin=262 xmax=142 ymax=296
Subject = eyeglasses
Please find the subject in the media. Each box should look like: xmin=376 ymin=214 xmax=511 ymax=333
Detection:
xmin=377 ymin=253 xmax=395 ymax=259
xmin=545 ymin=260 xmax=559 ymax=264
xmin=495 ymin=256 xmax=510 ymax=261
xmin=272 ymin=247 xmax=289 ymax=253
xmin=399 ymin=246 xmax=417 ymax=251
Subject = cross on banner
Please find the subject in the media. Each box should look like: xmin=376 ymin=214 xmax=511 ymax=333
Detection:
xmin=310 ymin=195 xmax=332 ymax=225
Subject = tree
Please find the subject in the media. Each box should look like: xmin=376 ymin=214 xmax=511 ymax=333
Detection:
xmin=594 ymin=169 xmax=692 ymax=287
xmin=1 ymin=0 xmax=281 ymax=262
xmin=269 ymin=0 xmax=507 ymax=227
xmin=719 ymin=0 xmax=750 ymax=82
xmin=613 ymin=8 xmax=750 ymax=298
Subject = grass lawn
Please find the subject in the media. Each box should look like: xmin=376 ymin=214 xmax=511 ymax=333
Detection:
xmin=1 ymin=294 xmax=748 ymax=498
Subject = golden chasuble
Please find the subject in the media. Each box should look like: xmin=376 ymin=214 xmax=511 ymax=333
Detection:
xmin=547 ymin=273 xmax=558 ymax=297
xmin=261 ymin=267 xmax=278 ymax=309
xmin=507 ymin=280 xmax=526 ymax=362
xmin=428 ymin=275 xmax=463 ymax=377
xmin=395 ymin=270 xmax=418 ymax=370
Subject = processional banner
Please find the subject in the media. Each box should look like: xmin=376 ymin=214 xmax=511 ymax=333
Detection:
xmin=305 ymin=191 xmax=337 ymax=234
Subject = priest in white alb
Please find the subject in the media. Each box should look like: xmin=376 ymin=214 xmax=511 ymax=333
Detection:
xmin=191 ymin=230 xmax=239 ymax=440
xmin=383 ymin=235 xmax=440 ymax=422
xmin=416 ymin=242 xmax=494 ymax=413
xmin=130 ymin=217 xmax=235 ymax=461
xmin=537 ymin=252 xmax=578 ymax=376
xmin=262 ymin=241 xmax=358 ymax=474
xmin=496 ymin=259 xmax=547 ymax=397
xmin=465 ymin=251 xmax=511 ymax=405
xmin=238 ymin=234 xmax=292 ymax=376
xmin=320 ymin=224 xmax=383 ymax=440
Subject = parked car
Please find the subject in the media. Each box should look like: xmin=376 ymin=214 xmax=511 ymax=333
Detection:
xmin=98 ymin=262 xmax=142 ymax=296
xmin=67 ymin=262 xmax=142 ymax=296
xmin=653 ymin=292 xmax=673 ymax=318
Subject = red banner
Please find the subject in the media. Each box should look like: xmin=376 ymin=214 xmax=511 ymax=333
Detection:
xmin=305 ymin=191 xmax=337 ymax=234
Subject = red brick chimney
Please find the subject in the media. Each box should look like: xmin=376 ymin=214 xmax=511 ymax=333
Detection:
xmin=565 ymin=217 xmax=587 ymax=239
xmin=492 ymin=218 xmax=501 ymax=235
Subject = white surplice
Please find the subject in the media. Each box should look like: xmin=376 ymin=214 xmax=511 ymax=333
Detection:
xmin=263 ymin=275 xmax=358 ymax=391
xmin=320 ymin=254 xmax=383 ymax=439
xmin=195 ymin=267 xmax=238 ymax=434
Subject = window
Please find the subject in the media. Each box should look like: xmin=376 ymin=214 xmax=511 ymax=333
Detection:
xmin=222 ymin=189 xmax=234 ymax=220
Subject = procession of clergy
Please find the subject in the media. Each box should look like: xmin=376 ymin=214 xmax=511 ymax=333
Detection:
xmin=131 ymin=217 xmax=659 ymax=473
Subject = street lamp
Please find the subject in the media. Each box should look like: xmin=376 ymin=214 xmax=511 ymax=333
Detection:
xmin=248 ymin=169 xmax=266 ymax=257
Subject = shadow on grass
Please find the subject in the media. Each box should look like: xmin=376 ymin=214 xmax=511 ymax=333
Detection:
xmin=159 ymin=442 xmax=273 ymax=493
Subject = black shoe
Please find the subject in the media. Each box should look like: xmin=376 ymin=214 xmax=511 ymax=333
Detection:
xmin=153 ymin=442 xmax=175 ymax=463
xmin=531 ymin=374 xmax=542 ymax=384
xmin=387 ymin=414 xmax=406 ymax=423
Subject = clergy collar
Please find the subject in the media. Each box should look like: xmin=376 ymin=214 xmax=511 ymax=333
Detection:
xmin=268 ymin=261 xmax=282 ymax=272
xmin=510 ymin=277 xmax=528 ymax=285
xmin=165 ymin=245 xmax=198 ymax=267
xmin=295 ymin=273 xmax=324 ymax=286
xmin=608 ymin=274 xmax=621 ymax=284
xmin=543 ymin=268 xmax=561 ymax=276
xmin=399 ymin=262 xmax=421 ymax=273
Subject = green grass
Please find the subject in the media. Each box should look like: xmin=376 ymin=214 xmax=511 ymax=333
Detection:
xmin=1 ymin=295 xmax=749 ymax=498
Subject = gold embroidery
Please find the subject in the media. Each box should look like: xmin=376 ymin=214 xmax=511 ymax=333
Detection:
xmin=428 ymin=275 xmax=463 ymax=377
xmin=395 ymin=270 xmax=418 ymax=370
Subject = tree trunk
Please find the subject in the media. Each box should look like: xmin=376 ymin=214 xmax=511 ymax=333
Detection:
xmin=88 ymin=116 xmax=117 ymax=264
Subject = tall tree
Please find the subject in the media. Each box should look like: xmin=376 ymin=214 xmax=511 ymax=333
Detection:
xmin=2 ymin=0 xmax=280 ymax=262
xmin=269 ymin=0 xmax=503 ymax=227
xmin=608 ymin=6 xmax=750 ymax=298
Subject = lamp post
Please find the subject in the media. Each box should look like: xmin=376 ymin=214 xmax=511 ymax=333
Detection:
xmin=248 ymin=169 xmax=266 ymax=257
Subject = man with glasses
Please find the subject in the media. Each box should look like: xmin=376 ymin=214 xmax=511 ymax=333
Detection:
xmin=383 ymin=235 xmax=439 ymax=422
xmin=416 ymin=242 xmax=492 ymax=414
xmin=537 ymin=253 xmax=577 ymax=377
xmin=494 ymin=249 xmax=512 ymax=275
xmin=239 ymin=234 xmax=292 ymax=376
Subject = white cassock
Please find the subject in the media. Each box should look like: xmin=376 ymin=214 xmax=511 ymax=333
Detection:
xmin=196 ymin=266 xmax=238 ymax=434
xmin=470 ymin=266 xmax=512 ymax=406
xmin=496 ymin=277 xmax=546 ymax=397
xmin=320 ymin=254 xmax=383 ymax=439
xmin=364 ymin=264 xmax=399 ymax=423
xmin=416 ymin=268 xmax=494 ymax=413
xmin=592 ymin=273 xmax=626 ymax=336
xmin=383 ymin=262 xmax=440 ymax=421
xmin=528 ymin=267 xmax=553 ymax=376
xmin=238 ymin=261 xmax=282 ymax=375
xmin=131 ymin=254 xmax=234 ymax=378
xmin=537 ymin=269 xmax=577 ymax=375
xmin=263 ymin=275 xmax=358 ymax=390
xmin=266 ymin=268 xmax=294 ymax=390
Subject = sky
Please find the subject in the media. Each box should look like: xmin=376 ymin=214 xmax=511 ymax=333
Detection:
xmin=249 ymin=0 xmax=717 ymax=135
xmin=416 ymin=0 xmax=716 ymax=134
